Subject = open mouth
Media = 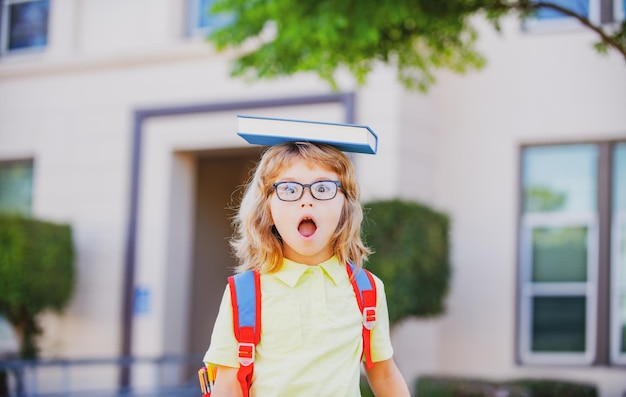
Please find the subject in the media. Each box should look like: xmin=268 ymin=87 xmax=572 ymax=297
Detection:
xmin=298 ymin=217 xmax=317 ymax=238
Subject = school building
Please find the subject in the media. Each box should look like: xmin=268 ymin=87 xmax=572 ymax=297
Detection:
xmin=0 ymin=0 xmax=625 ymax=396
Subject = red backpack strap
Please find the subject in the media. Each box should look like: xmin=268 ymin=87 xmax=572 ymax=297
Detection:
xmin=228 ymin=270 xmax=261 ymax=397
xmin=346 ymin=263 xmax=377 ymax=369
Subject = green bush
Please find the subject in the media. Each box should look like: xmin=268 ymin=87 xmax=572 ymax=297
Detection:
xmin=360 ymin=375 xmax=375 ymax=397
xmin=415 ymin=376 xmax=527 ymax=397
xmin=362 ymin=199 xmax=450 ymax=324
xmin=0 ymin=214 xmax=75 ymax=358
xmin=415 ymin=375 xmax=598 ymax=397
xmin=509 ymin=379 xmax=598 ymax=397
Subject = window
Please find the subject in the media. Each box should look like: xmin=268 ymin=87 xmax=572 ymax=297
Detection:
xmin=536 ymin=0 xmax=593 ymax=20
xmin=0 ymin=159 xmax=34 ymax=216
xmin=524 ymin=0 xmax=603 ymax=30
xmin=0 ymin=0 xmax=50 ymax=55
xmin=519 ymin=145 xmax=599 ymax=365
xmin=519 ymin=141 xmax=626 ymax=365
xmin=186 ymin=0 xmax=233 ymax=37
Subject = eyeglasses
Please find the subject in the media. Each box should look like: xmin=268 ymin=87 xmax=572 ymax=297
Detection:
xmin=272 ymin=180 xmax=343 ymax=202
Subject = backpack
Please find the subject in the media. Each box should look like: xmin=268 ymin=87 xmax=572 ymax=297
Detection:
xmin=198 ymin=262 xmax=377 ymax=397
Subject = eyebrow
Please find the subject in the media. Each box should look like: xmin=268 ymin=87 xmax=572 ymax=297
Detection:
xmin=275 ymin=177 xmax=338 ymax=182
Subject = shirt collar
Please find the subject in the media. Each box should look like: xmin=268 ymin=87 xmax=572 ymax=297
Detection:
xmin=272 ymin=256 xmax=346 ymax=287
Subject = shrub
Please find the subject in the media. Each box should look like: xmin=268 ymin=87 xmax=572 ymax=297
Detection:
xmin=415 ymin=376 xmax=527 ymax=397
xmin=362 ymin=199 xmax=451 ymax=325
xmin=415 ymin=375 xmax=598 ymax=397
xmin=360 ymin=376 xmax=375 ymax=397
xmin=0 ymin=214 xmax=75 ymax=358
xmin=508 ymin=379 xmax=598 ymax=397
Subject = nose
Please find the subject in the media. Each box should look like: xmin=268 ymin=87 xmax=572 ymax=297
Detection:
xmin=300 ymin=187 xmax=314 ymax=207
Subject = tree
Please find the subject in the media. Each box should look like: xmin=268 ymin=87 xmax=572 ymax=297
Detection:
xmin=0 ymin=214 xmax=75 ymax=359
xmin=206 ymin=0 xmax=626 ymax=91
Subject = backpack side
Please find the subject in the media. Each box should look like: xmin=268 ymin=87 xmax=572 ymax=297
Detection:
xmin=227 ymin=270 xmax=261 ymax=397
xmin=347 ymin=263 xmax=378 ymax=369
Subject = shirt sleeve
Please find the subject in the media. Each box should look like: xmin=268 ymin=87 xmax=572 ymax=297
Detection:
xmin=202 ymin=285 xmax=240 ymax=368
xmin=369 ymin=275 xmax=394 ymax=363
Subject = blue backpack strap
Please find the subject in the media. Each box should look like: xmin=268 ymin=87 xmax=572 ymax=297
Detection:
xmin=227 ymin=270 xmax=261 ymax=397
xmin=346 ymin=263 xmax=377 ymax=369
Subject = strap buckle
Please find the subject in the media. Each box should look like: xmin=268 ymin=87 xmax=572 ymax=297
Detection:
xmin=363 ymin=306 xmax=376 ymax=330
xmin=237 ymin=342 xmax=255 ymax=366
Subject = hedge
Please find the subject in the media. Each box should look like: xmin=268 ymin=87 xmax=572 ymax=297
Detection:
xmin=415 ymin=375 xmax=598 ymax=397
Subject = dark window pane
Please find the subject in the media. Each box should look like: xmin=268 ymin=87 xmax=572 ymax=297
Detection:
xmin=532 ymin=226 xmax=588 ymax=282
xmin=7 ymin=0 xmax=50 ymax=51
xmin=532 ymin=296 xmax=586 ymax=352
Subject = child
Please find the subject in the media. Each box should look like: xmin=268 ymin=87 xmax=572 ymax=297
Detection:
xmin=204 ymin=141 xmax=410 ymax=397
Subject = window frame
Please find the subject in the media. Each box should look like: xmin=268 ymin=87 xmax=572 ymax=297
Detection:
xmin=186 ymin=0 xmax=208 ymax=37
xmin=615 ymin=0 xmax=625 ymax=21
xmin=0 ymin=0 xmax=50 ymax=56
xmin=518 ymin=212 xmax=599 ymax=365
xmin=610 ymin=212 xmax=626 ymax=364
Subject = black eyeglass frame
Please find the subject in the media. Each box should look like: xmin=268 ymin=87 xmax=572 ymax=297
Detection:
xmin=271 ymin=180 xmax=343 ymax=202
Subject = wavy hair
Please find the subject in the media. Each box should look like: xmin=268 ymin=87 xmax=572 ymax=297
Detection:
xmin=231 ymin=142 xmax=371 ymax=273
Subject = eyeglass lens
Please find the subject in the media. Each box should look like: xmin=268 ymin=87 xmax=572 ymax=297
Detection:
xmin=273 ymin=180 xmax=340 ymax=201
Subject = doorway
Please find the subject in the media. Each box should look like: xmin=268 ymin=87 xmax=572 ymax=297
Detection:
xmin=187 ymin=148 xmax=260 ymax=357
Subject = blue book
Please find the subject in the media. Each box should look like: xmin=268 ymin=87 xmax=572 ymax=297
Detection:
xmin=237 ymin=115 xmax=378 ymax=154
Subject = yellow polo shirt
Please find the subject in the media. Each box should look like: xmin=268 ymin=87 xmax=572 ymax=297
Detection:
xmin=203 ymin=256 xmax=394 ymax=397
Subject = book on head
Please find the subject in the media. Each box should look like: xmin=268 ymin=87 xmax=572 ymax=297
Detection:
xmin=237 ymin=115 xmax=378 ymax=155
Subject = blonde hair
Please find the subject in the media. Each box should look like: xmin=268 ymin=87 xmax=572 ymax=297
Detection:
xmin=231 ymin=142 xmax=371 ymax=273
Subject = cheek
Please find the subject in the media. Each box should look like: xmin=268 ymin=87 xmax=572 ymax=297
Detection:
xmin=269 ymin=198 xmax=287 ymax=227
xmin=329 ymin=198 xmax=347 ymax=225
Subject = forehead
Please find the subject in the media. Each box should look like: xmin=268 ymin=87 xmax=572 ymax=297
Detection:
xmin=273 ymin=159 xmax=338 ymax=180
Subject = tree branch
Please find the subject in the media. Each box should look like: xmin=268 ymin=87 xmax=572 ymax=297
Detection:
xmin=495 ymin=1 xmax=626 ymax=61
